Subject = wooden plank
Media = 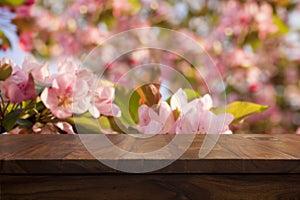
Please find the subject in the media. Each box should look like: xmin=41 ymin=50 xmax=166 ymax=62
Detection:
xmin=2 ymin=174 xmax=300 ymax=200
xmin=1 ymin=134 xmax=300 ymax=174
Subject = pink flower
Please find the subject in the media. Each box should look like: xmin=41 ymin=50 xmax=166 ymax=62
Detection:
xmin=89 ymin=83 xmax=121 ymax=118
xmin=8 ymin=127 xmax=23 ymax=134
xmin=217 ymin=0 xmax=253 ymax=39
xmin=40 ymin=57 xmax=113 ymax=119
xmin=41 ymin=74 xmax=89 ymax=118
xmin=22 ymin=56 xmax=52 ymax=84
xmin=0 ymin=57 xmax=17 ymax=68
xmin=176 ymin=109 xmax=233 ymax=134
xmin=54 ymin=122 xmax=75 ymax=134
xmin=32 ymin=122 xmax=75 ymax=134
xmin=56 ymin=57 xmax=97 ymax=87
xmin=56 ymin=57 xmax=79 ymax=74
xmin=224 ymin=48 xmax=254 ymax=68
xmin=54 ymin=33 xmax=81 ymax=56
xmin=255 ymin=3 xmax=278 ymax=39
xmin=112 ymin=0 xmax=133 ymax=18
xmin=171 ymin=88 xmax=212 ymax=111
xmin=76 ymin=26 xmax=106 ymax=46
xmin=24 ymin=0 xmax=35 ymax=6
xmin=170 ymin=89 xmax=233 ymax=134
xmin=15 ymin=5 xmax=32 ymax=18
xmin=4 ymin=66 xmax=37 ymax=103
xmin=138 ymin=101 xmax=175 ymax=134
xmin=1 ymin=44 xmax=9 ymax=51
xmin=19 ymin=32 xmax=34 ymax=52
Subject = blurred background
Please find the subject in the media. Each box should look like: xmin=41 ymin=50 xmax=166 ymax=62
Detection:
xmin=1 ymin=0 xmax=300 ymax=134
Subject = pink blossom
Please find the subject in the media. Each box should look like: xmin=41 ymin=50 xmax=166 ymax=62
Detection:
xmin=33 ymin=122 xmax=76 ymax=135
xmin=7 ymin=127 xmax=20 ymax=134
xmin=89 ymin=83 xmax=121 ymax=118
xmin=56 ymin=58 xmax=95 ymax=82
xmin=56 ymin=57 xmax=97 ymax=88
xmin=22 ymin=56 xmax=52 ymax=84
xmin=41 ymin=74 xmax=89 ymax=118
xmin=112 ymin=0 xmax=133 ymax=18
xmin=176 ymin=109 xmax=233 ymax=134
xmin=41 ymin=58 xmax=105 ymax=118
xmin=54 ymin=122 xmax=75 ymax=134
xmin=54 ymin=33 xmax=81 ymax=56
xmin=224 ymin=48 xmax=254 ymax=68
xmin=24 ymin=0 xmax=35 ymax=6
xmin=171 ymin=88 xmax=213 ymax=111
xmin=19 ymin=32 xmax=34 ymax=52
xmin=56 ymin=57 xmax=79 ymax=74
xmin=0 ymin=57 xmax=17 ymax=68
xmin=15 ymin=5 xmax=32 ymax=18
xmin=4 ymin=66 xmax=37 ymax=103
xmin=255 ymin=3 xmax=278 ymax=40
xmin=170 ymin=89 xmax=233 ymax=134
xmin=76 ymin=26 xmax=106 ymax=46
xmin=114 ymin=16 xmax=150 ymax=32
xmin=138 ymin=101 xmax=175 ymax=134
xmin=31 ymin=7 xmax=60 ymax=31
xmin=217 ymin=0 xmax=253 ymax=38
xmin=1 ymin=44 xmax=9 ymax=51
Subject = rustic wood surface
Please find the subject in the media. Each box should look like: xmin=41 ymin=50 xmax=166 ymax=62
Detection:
xmin=2 ymin=134 xmax=300 ymax=199
xmin=1 ymin=174 xmax=300 ymax=200
xmin=1 ymin=134 xmax=300 ymax=174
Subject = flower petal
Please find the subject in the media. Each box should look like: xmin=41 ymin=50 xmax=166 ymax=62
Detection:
xmin=170 ymin=88 xmax=187 ymax=111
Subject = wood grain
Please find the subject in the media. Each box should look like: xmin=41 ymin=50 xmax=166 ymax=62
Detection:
xmin=2 ymin=134 xmax=300 ymax=199
xmin=2 ymin=175 xmax=300 ymax=200
xmin=1 ymin=134 xmax=300 ymax=173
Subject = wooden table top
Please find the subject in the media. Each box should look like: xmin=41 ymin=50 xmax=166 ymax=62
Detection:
xmin=1 ymin=134 xmax=300 ymax=174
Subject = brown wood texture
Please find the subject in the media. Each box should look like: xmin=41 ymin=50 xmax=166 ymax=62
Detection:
xmin=1 ymin=134 xmax=300 ymax=174
xmin=2 ymin=175 xmax=300 ymax=200
xmin=2 ymin=134 xmax=300 ymax=199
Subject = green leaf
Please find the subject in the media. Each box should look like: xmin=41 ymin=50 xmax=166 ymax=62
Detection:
xmin=166 ymin=88 xmax=200 ymax=104
xmin=74 ymin=114 xmax=102 ymax=134
xmin=183 ymin=88 xmax=200 ymax=101
xmin=3 ymin=109 xmax=23 ymax=131
xmin=0 ymin=29 xmax=12 ymax=51
xmin=0 ymin=0 xmax=25 ymax=6
xmin=128 ymin=90 xmax=140 ymax=124
xmin=36 ymin=101 xmax=45 ymax=111
xmin=16 ymin=118 xmax=33 ymax=129
xmin=214 ymin=101 xmax=269 ymax=123
xmin=98 ymin=116 xmax=111 ymax=129
xmin=0 ymin=63 xmax=12 ymax=81
xmin=128 ymin=0 xmax=141 ymax=13
xmin=107 ymin=116 xmax=127 ymax=134
xmin=245 ymin=31 xmax=262 ymax=50
xmin=114 ymin=87 xmax=136 ymax=126
xmin=273 ymin=15 xmax=289 ymax=34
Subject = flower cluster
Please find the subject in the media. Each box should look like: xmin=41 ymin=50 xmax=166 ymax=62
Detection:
xmin=139 ymin=89 xmax=233 ymax=134
xmin=1 ymin=55 xmax=269 ymax=134
xmin=0 ymin=56 xmax=120 ymax=134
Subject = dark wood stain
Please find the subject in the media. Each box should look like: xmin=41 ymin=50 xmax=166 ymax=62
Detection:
xmin=1 ymin=134 xmax=300 ymax=199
